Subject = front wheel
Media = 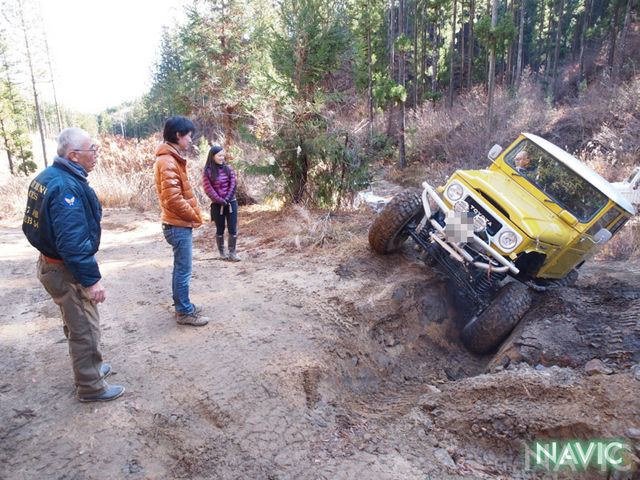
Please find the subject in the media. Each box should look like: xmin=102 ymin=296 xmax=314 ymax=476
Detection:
xmin=460 ymin=281 xmax=533 ymax=354
xmin=368 ymin=188 xmax=424 ymax=254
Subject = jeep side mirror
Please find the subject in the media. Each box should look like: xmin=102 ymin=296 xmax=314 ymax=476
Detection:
xmin=632 ymin=168 xmax=640 ymax=190
xmin=593 ymin=228 xmax=612 ymax=245
xmin=488 ymin=144 xmax=502 ymax=161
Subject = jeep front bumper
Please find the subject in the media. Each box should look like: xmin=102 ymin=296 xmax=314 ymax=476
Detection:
xmin=418 ymin=182 xmax=520 ymax=276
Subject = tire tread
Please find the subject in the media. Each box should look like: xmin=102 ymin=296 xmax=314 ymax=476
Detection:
xmin=368 ymin=188 xmax=423 ymax=254
xmin=461 ymin=281 xmax=533 ymax=354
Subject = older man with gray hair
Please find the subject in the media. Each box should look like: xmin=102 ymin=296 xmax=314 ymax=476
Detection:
xmin=23 ymin=128 xmax=124 ymax=403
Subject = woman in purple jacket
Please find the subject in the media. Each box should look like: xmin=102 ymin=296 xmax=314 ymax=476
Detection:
xmin=202 ymin=146 xmax=240 ymax=261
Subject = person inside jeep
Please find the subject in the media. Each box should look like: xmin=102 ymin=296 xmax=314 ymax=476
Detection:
xmin=510 ymin=142 xmax=608 ymax=221
xmin=515 ymin=151 xmax=532 ymax=171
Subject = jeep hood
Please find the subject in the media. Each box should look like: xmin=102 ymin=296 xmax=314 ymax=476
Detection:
xmin=456 ymin=170 xmax=573 ymax=245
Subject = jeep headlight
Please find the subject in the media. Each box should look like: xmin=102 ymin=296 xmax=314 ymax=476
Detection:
xmin=498 ymin=230 xmax=518 ymax=250
xmin=473 ymin=215 xmax=487 ymax=232
xmin=453 ymin=200 xmax=469 ymax=213
xmin=445 ymin=183 xmax=464 ymax=202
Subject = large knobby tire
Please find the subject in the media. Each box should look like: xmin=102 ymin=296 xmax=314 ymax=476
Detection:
xmin=368 ymin=188 xmax=423 ymax=254
xmin=460 ymin=281 xmax=533 ymax=354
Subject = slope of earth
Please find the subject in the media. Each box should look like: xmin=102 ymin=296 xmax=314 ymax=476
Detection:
xmin=0 ymin=206 xmax=638 ymax=479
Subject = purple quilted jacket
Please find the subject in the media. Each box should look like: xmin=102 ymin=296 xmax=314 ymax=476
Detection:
xmin=203 ymin=164 xmax=236 ymax=204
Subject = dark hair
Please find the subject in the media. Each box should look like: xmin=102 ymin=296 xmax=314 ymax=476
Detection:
xmin=163 ymin=116 xmax=195 ymax=143
xmin=205 ymin=146 xmax=229 ymax=182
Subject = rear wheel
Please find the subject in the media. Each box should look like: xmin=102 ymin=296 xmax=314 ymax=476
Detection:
xmin=460 ymin=281 xmax=533 ymax=354
xmin=368 ymin=188 xmax=423 ymax=254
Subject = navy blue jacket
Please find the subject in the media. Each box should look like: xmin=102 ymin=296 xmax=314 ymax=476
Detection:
xmin=23 ymin=157 xmax=102 ymax=287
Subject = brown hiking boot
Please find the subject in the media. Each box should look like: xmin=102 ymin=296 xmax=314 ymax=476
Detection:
xmin=176 ymin=309 xmax=209 ymax=326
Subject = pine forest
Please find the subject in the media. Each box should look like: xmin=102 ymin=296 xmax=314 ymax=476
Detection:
xmin=0 ymin=0 xmax=639 ymax=209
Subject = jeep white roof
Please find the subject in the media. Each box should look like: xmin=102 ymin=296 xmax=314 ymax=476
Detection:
xmin=524 ymin=133 xmax=635 ymax=215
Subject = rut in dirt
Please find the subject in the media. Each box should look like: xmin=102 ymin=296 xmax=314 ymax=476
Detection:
xmin=308 ymin=245 xmax=640 ymax=423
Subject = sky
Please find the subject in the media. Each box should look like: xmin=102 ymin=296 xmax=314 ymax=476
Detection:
xmin=39 ymin=0 xmax=188 ymax=114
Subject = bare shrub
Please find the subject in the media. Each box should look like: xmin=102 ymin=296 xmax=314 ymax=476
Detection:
xmin=592 ymin=77 xmax=640 ymax=163
xmin=598 ymin=219 xmax=640 ymax=260
xmin=92 ymin=134 xmax=210 ymax=214
xmin=405 ymin=72 xmax=639 ymax=178
xmin=406 ymin=71 xmax=550 ymax=171
xmin=97 ymin=134 xmax=159 ymax=172
xmin=554 ymin=75 xmax=640 ymax=166
xmin=0 ymin=175 xmax=31 ymax=224
xmin=560 ymin=75 xmax=640 ymax=197
xmin=0 ymin=134 xmax=212 ymax=222
xmin=492 ymin=72 xmax=551 ymax=143
xmin=241 ymin=203 xmax=368 ymax=255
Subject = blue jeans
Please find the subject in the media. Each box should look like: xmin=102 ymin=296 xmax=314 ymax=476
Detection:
xmin=162 ymin=224 xmax=195 ymax=314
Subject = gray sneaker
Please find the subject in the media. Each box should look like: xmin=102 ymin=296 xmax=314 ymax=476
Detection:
xmin=176 ymin=309 xmax=209 ymax=326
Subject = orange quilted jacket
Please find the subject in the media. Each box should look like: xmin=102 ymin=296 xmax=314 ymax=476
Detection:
xmin=154 ymin=143 xmax=202 ymax=228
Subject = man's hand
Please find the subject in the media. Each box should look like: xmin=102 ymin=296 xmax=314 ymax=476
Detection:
xmin=88 ymin=280 xmax=106 ymax=303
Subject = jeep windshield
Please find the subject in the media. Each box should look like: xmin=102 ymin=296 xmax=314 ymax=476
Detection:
xmin=505 ymin=140 xmax=607 ymax=222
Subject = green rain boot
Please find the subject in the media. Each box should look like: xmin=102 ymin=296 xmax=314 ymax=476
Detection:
xmin=228 ymin=235 xmax=241 ymax=262
xmin=216 ymin=234 xmax=229 ymax=260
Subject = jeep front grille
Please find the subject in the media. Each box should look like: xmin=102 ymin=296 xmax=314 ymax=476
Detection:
xmin=465 ymin=196 xmax=503 ymax=236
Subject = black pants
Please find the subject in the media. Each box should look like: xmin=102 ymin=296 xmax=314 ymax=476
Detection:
xmin=211 ymin=200 xmax=238 ymax=236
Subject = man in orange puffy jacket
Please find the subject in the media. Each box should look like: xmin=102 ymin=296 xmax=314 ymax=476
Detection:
xmin=154 ymin=116 xmax=209 ymax=326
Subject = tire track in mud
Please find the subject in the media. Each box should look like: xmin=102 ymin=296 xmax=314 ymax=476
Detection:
xmin=493 ymin=264 xmax=640 ymax=370
xmin=113 ymin=236 xmax=360 ymax=478
xmin=187 ymin=245 xmax=452 ymax=475
xmin=572 ymin=285 xmax=640 ymax=366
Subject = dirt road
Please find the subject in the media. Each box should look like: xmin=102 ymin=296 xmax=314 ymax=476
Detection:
xmin=1 ymin=207 xmax=638 ymax=479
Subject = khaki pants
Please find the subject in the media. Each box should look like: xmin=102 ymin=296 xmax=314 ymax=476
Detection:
xmin=37 ymin=258 xmax=107 ymax=397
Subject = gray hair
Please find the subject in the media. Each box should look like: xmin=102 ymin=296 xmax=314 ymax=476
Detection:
xmin=57 ymin=128 xmax=91 ymax=158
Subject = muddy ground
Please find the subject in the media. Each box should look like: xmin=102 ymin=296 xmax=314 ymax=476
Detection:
xmin=0 ymin=205 xmax=639 ymax=480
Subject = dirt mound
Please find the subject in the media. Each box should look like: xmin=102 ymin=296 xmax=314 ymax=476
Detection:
xmin=417 ymin=366 xmax=638 ymax=449
xmin=491 ymin=262 xmax=640 ymax=371
xmin=412 ymin=366 xmax=640 ymax=479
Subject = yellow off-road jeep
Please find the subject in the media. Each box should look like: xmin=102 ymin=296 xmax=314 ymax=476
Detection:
xmin=369 ymin=133 xmax=635 ymax=353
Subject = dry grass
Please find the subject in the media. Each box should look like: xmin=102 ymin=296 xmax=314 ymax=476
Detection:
xmin=241 ymin=203 xmax=371 ymax=257
xmin=598 ymin=219 xmax=640 ymax=261
xmin=90 ymin=165 xmax=159 ymax=212
xmin=404 ymin=72 xmax=550 ymax=172
xmin=82 ymin=134 xmax=209 ymax=213
xmin=0 ymin=133 xmax=210 ymax=224
xmin=92 ymin=134 xmax=171 ymax=211
xmin=0 ymin=175 xmax=31 ymax=225
xmin=385 ymin=161 xmax=452 ymax=190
